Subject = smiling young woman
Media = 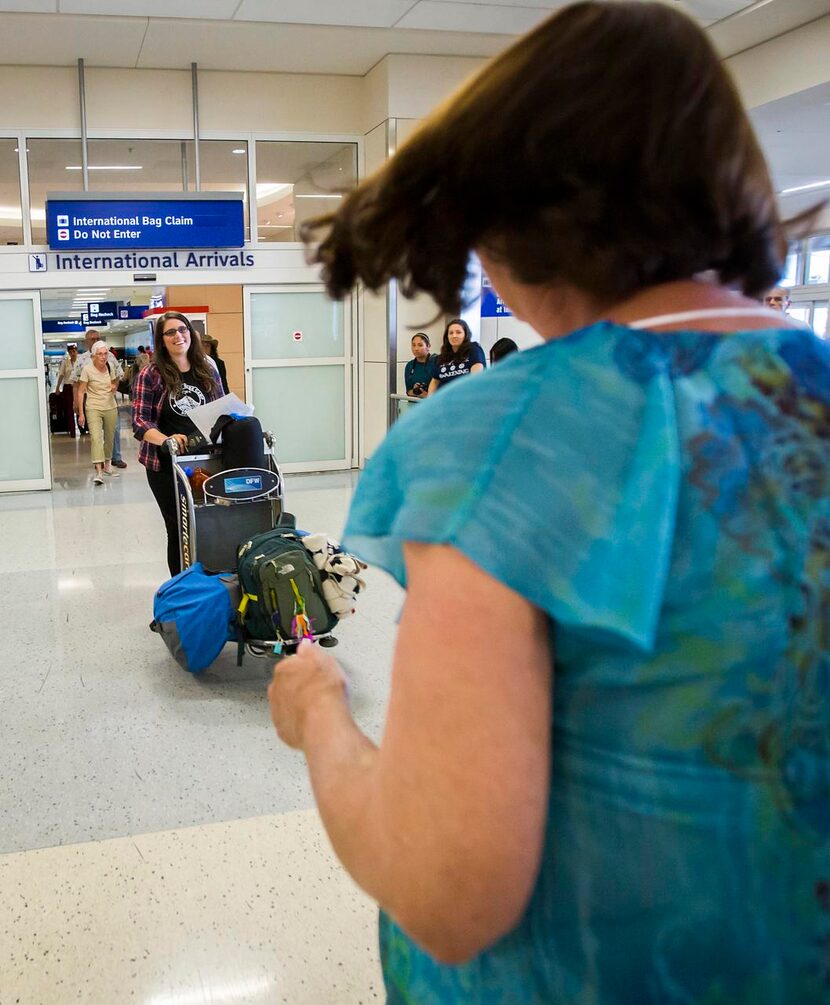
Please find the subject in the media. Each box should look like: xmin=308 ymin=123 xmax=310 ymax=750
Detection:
xmin=131 ymin=311 xmax=225 ymax=576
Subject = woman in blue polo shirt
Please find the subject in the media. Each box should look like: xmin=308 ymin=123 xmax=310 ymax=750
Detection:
xmin=427 ymin=318 xmax=486 ymax=394
xmin=403 ymin=333 xmax=435 ymax=398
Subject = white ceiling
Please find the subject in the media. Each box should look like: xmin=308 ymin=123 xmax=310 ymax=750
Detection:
xmin=750 ymin=79 xmax=830 ymax=216
xmin=0 ymin=0 xmax=827 ymax=73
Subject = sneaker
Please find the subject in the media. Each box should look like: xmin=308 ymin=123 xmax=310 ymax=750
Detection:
xmin=112 ymin=459 xmax=127 ymax=468
xmin=93 ymin=474 xmax=104 ymax=485
xmin=102 ymin=467 xmax=120 ymax=478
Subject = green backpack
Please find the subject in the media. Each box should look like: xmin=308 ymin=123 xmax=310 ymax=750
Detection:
xmin=237 ymin=527 xmax=338 ymax=651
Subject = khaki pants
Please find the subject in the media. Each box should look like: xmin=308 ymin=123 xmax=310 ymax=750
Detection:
xmin=87 ymin=406 xmax=117 ymax=465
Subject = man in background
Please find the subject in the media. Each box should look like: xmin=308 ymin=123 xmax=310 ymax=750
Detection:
xmin=764 ymin=285 xmax=791 ymax=313
xmin=55 ymin=343 xmax=79 ymax=438
xmin=72 ymin=329 xmax=127 ymax=467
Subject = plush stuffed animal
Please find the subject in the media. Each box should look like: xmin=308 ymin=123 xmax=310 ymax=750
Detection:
xmin=301 ymin=533 xmax=368 ymax=619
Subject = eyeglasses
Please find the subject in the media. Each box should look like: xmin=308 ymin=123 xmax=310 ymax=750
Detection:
xmin=162 ymin=325 xmax=189 ymax=337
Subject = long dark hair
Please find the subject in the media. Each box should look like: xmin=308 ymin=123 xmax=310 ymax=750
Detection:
xmin=152 ymin=312 xmax=215 ymax=396
xmin=302 ymin=1 xmax=805 ymax=313
xmin=439 ymin=319 xmax=473 ymax=364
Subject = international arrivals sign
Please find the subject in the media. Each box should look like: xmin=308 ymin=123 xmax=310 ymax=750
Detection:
xmin=45 ymin=191 xmax=244 ymax=251
xmin=50 ymin=250 xmax=255 ymax=271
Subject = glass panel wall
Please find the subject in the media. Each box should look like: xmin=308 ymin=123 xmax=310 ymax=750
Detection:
xmin=0 ymin=295 xmax=49 ymax=490
xmin=255 ymin=141 xmax=357 ymax=243
xmin=813 ymin=303 xmax=829 ymax=339
xmin=250 ymin=291 xmax=344 ymax=360
xmin=788 ymin=305 xmax=811 ymax=325
xmin=86 ymin=138 xmax=191 ymax=194
xmin=0 ymin=138 xmax=23 ymax=246
xmin=805 ymin=234 xmax=830 ymax=285
xmin=252 ymin=365 xmax=346 ymax=463
xmin=195 ymin=140 xmax=250 ymax=240
xmin=781 ymin=242 xmax=800 ymax=287
xmin=26 ymin=138 xmax=83 ymax=244
xmin=27 ymin=137 xmax=250 ymax=243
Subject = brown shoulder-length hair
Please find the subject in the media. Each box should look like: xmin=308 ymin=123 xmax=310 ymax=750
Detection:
xmin=439 ymin=318 xmax=474 ymax=364
xmin=302 ymin=1 xmax=803 ymax=313
xmin=152 ymin=311 xmax=215 ymax=396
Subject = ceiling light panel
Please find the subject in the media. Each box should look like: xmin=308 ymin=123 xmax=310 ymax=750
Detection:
xmin=236 ymin=0 xmax=414 ymax=29
xmin=61 ymin=1 xmax=240 ymax=17
xmin=395 ymin=2 xmax=553 ymax=35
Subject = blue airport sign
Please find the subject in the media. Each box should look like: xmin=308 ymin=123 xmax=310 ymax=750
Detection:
xmin=86 ymin=300 xmax=120 ymax=321
xmin=118 ymin=305 xmax=149 ymax=320
xmin=480 ymin=286 xmax=512 ymax=318
xmin=42 ymin=318 xmax=86 ymax=333
xmin=45 ymin=192 xmax=244 ymax=250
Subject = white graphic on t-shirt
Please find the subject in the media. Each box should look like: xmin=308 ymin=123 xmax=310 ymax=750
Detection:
xmin=170 ymin=383 xmax=207 ymax=416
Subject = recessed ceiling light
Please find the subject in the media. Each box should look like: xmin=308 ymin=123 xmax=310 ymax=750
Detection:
xmin=232 ymin=148 xmax=246 ymax=154
xmin=65 ymin=165 xmax=143 ymax=171
xmin=780 ymin=179 xmax=830 ymax=195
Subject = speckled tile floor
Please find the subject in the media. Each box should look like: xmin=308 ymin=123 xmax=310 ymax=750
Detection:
xmin=0 ymin=422 xmax=394 ymax=1002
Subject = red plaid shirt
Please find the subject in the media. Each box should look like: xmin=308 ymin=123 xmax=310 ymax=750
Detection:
xmin=132 ymin=362 xmax=225 ymax=471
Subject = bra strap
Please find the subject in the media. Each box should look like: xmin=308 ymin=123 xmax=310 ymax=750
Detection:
xmin=627 ymin=307 xmax=785 ymax=330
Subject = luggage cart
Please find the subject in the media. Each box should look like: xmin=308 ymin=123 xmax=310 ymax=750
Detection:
xmin=165 ymin=433 xmax=337 ymax=658
xmin=168 ymin=431 xmax=287 ymax=574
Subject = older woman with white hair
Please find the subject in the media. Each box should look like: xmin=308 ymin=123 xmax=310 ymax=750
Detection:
xmin=77 ymin=340 xmax=119 ymax=485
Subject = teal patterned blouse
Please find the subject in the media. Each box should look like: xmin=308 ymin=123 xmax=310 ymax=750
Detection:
xmin=343 ymin=321 xmax=830 ymax=1004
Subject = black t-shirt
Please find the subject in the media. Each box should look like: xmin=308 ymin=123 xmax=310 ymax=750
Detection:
xmin=429 ymin=342 xmax=487 ymax=388
xmin=158 ymin=370 xmax=210 ymax=437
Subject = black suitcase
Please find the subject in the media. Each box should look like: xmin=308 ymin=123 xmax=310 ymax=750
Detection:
xmin=49 ymin=392 xmax=68 ymax=433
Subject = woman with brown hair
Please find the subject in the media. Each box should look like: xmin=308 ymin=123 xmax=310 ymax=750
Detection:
xmin=426 ymin=318 xmax=486 ymax=394
xmin=268 ymin=2 xmax=829 ymax=1001
xmin=132 ymin=311 xmax=225 ymax=575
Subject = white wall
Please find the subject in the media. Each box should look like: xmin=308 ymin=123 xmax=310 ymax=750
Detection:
xmin=727 ymin=14 xmax=830 ymax=109
xmin=0 ymin=65 xmax=365 ymax=135
xmin=0 ymin=67 xmax=78 ymax=129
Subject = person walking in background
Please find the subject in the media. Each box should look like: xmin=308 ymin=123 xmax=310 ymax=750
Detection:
xmin=200 ymin=334 xmax=230 ymax=395
xmin=130 ymin=345 xmax=151 ymax=399
xmin=133 ymin=312 xmax=225 ymax=576
xmin=267 ymin=2 xmax=830 ymax=1002
xmin=55 ymin=342 xmax=78 ymax=438
xmin=404 ymin=333 xmax=435 ymax=399
xmin=764 ymin=285 xmax=792 ymax=313
xmin=489 ymin=336 xmax=518 ymax=364
xmin=73 ymin=330 xmax=127 ymax=466
xmin=426 ymin=318 xmax=486 ymax=394
xmin=134 ymin=345 xmax=151 ymax=372
xmin=77 ymin=341 xmax=119 ymax=485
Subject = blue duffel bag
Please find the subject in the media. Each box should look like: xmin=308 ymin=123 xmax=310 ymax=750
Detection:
xmin=151 ymin=562 xmax=241 ymax=673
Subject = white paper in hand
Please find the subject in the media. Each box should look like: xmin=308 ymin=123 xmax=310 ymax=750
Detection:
xmin=187 ymin=393 xmax=253 ymax=442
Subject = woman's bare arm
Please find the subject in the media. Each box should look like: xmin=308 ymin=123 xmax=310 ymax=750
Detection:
xmin=273 ymin=542 xmax=552 ymax=964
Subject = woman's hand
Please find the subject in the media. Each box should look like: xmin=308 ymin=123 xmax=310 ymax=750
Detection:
xmin=268 ymin=640 xmax=349 ymax=749
xmin=168 ymin=433 xmax=189 ymax=451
